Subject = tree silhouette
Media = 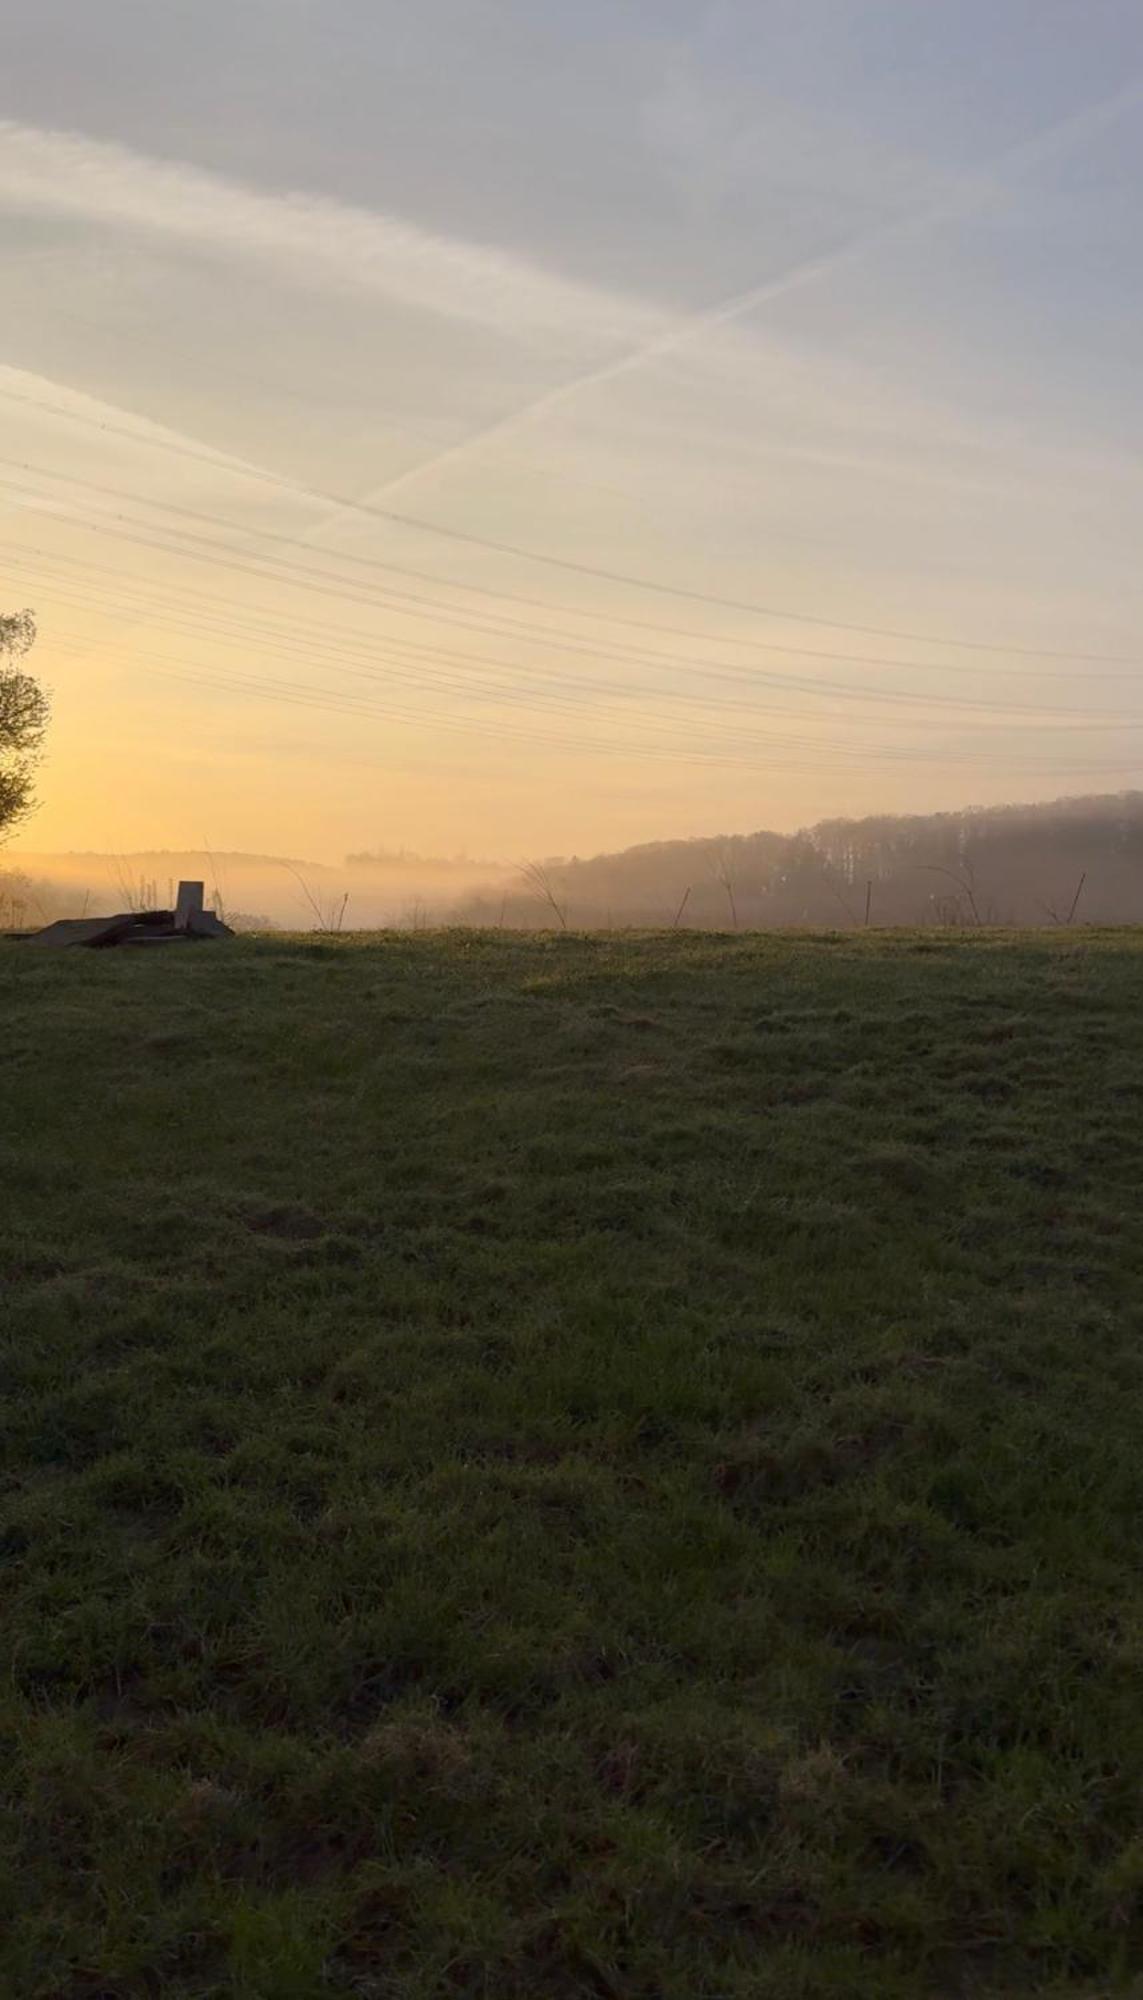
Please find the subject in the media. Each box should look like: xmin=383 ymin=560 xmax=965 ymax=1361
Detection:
xmin=0 ymin=612 xmax=49 ymax=841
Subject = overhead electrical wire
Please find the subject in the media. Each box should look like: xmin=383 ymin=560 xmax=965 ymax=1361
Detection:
xmin=16 ymin=561 xmax=1137 ymax=780
xmin=5 ymin=454 xmax=1143 ymax=685
xmin=1 ymin=388 xmax=1138 ymax=665
xmin=5 ymin=549 xmax=1141 ymax=762
xmin=80 ymin=651 xmax=1143 ymax=783
xmin=1 ymin=496 xmax=1138 ymax=728
xmin=31 ymin=584 xmax=1143 ymax=779
xmin=2 ymin=422 xmax=1138 ymax=788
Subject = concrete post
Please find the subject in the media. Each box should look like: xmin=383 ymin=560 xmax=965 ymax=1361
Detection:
xmin=174 ymin=881 xmax=205 ymax=930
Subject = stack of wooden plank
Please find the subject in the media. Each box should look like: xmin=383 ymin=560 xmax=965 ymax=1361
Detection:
xmin=22 ymin=883 xmax=233 ymax=948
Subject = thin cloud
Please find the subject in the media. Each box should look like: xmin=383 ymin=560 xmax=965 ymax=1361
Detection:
xmin=0 ymin=119 xmax=668 ymax=347
xmin=309 ymin=71 xmax=1143 ymax=532
xmin=0 ymin=363 xmax=292 ymax=490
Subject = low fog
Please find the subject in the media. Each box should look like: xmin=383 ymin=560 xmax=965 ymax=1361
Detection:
xmin=6 ymin=791 xmax=1143 ymax=933
xmin=0 ymin=847 xmax=509 ymax=932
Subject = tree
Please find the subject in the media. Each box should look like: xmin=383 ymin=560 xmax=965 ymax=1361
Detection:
xmin=0 ymin=612 xmax=49 ymax=841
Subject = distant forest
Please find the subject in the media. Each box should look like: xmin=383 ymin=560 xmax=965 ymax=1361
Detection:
xmin=449 ymin=792 xmax=1143 ymax=931
xmin=6 ymin=792 xmax=1143 ymax=932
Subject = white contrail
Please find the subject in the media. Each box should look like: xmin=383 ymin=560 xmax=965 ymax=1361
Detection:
xmin=0 ymin=363 xmax=304 ymax=491
xmin=299 ymin=72 xmax=1143 ymax=542
xmin=0 ymin=119 xmax=666 ymax=348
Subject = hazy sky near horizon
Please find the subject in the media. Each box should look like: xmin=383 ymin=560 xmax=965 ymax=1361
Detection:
xmin=3 ymin=0 xmax=1143 ymax=862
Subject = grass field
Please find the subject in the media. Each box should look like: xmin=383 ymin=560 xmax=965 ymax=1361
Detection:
xmin=3 ymin=929 xmax=1142 ymax=1999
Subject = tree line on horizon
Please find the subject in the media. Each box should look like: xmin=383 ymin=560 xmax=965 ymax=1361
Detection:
xmin=445 ymin=791 xmax=1143 ymax=932
xmin=5 ymin=603 xmax=1143 ymax=933
xmin=6 ymin=789 xmax=1143 ymax=936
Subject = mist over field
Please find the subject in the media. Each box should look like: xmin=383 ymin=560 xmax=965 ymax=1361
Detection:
xmin=1 ymin=845 xmax=510 ymax=931
xmin=7 ymin=789 xmax=1142 ymax=932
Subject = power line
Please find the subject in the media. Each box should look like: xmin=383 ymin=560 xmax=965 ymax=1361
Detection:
xmin=4 ymin=528 xmax=1135 ymax=732
xmin=7 ymin=453 xmax=1143 ymax=683
xmin=21 ymin=556 xmax=1136 ymax=777
xmin=121 ymin=654 xmax=1143 ymax=783
xmin=5 ymin=541 xmax=1124 ymax=737
xmin=2 ymin=395 xmax=1138 ymax=666
xmin=31 ymin=590 xmax=1143 ymax=781
xmin=40 ymin=596 xmax=1065 ymax=769
xmin=2 ymin=496 xmax=1137 ymax=727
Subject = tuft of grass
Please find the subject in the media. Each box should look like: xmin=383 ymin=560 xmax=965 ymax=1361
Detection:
xmin=2 ymin=928 xmax=1143 ymax=1996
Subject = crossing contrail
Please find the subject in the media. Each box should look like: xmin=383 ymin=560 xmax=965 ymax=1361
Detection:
xmin=300 ymin=72 xmax=1143 ymax=546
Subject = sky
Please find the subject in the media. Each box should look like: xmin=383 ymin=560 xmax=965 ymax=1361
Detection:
xmin=3 ymin=0 xmax=1143 ymax=863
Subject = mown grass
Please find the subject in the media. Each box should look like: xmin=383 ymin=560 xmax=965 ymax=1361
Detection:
xmin=2 ymin=928 xmax=1142 ymax=1999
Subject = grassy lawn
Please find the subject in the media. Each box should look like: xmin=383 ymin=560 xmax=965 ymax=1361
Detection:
xmin=2 ymin=929 xmax=1142 ymax=1998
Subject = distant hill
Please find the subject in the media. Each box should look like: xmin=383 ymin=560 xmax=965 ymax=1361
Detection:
xmin=7 ymin=792 xmax=1143 ymax=930
xmin=445 ymin=791 xmax=1143 ymax=930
